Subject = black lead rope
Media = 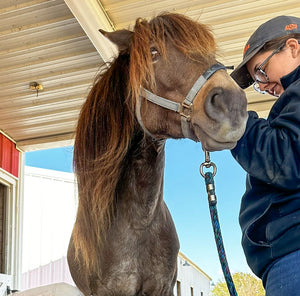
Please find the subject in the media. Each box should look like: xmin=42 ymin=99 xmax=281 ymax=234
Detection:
xmin=200 ymin=151 xmax=238 ymax=296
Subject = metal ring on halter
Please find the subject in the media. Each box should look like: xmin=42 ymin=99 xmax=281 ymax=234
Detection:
xmin=200 ymin=161 xmax=217 ymax=178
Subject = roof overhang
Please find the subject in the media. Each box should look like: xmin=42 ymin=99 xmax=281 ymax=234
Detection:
xmin=1 ymin=0 xmax=299 ymax=151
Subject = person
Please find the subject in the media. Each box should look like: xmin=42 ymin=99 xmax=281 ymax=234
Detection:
xmin=230 ymin=15 xmax=300 ymax=295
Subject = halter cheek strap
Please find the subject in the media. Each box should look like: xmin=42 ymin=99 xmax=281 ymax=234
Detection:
xmin=136 ymin=94 xmax=156 ymax=138
xmin=138 ymin=63 xmax=227 ymax=140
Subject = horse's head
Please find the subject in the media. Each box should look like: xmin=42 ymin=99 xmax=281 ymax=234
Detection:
xmin=101 ymin=13 xmax=248 ymax=151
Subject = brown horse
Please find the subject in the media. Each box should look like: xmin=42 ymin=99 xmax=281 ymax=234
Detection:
xmin=67 ymin=13 xmax=247 ymax=296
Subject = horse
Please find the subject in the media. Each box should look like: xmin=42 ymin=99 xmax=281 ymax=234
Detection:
xmin=67 ymin=12 xmax=248 ymax=296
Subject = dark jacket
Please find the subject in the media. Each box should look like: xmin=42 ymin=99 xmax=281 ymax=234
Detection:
xmin=231 ymin=65 xmax=300 ymax=280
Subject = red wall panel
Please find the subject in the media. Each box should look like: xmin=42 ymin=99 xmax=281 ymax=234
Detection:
xmin=0 ymin=134 xmax=19 ymax=178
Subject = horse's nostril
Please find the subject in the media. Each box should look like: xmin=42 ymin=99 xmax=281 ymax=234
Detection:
xmin=212 ymin=91 xmax=227 ymax=111
xmin=205 ymin=88 xmax=227 ymax=121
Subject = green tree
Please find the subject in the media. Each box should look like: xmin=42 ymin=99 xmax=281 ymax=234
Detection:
xmin=211 ymin=272 xmax=264 ymax=296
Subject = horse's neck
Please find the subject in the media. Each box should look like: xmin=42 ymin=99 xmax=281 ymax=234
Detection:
xmin=117 ymin=134 xmax=166 ymax=228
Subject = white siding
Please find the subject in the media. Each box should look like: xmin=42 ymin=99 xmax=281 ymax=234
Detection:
xmin=22 ymin=166 xmax=77 ymax=273
xmin=176 ymin=255 xmax=211 ymax=296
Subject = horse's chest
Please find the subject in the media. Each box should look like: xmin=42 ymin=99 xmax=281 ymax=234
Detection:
xmin=107 ymin=261 xmax=139 ymax=294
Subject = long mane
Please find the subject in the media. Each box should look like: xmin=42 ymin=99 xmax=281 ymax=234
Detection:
xmin=72 ymin=13 xmax=216 ymax=268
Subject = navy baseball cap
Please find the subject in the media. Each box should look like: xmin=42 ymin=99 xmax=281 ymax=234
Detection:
xmin=231 ymin=15 xmax=300 ymax=89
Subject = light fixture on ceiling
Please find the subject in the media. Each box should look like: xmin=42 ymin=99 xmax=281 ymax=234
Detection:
xmin=29 ymin=82 xmax=43 ymax=97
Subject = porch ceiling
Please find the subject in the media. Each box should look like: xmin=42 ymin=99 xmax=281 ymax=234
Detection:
xmin=1 ymin=0 xmax=299 ymax=151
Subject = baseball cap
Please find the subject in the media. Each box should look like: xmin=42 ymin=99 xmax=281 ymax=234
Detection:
xmin=231 ymin=15 xmax=300 ymax=89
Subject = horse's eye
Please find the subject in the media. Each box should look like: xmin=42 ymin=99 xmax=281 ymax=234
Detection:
xmin=150 ymin=47 xmax=160 ymax=62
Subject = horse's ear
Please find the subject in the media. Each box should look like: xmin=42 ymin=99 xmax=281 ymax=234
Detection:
xmin=99 ymin=29 xmax=133 ymax=53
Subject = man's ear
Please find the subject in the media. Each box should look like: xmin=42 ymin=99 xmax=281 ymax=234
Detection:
xmin=285 ymin=38 xmax=300 ymax=58
xmin=99 ymin=29 xmax=133 ymax=53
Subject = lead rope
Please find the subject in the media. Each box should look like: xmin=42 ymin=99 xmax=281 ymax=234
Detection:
xmin=200 ymin=151 xmax=238 ymax=296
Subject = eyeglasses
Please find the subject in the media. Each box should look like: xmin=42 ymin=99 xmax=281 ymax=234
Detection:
xmin=253 ymin=43 xmax=285 ymax=94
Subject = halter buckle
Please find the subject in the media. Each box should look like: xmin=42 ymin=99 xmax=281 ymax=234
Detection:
xmin=179 ymin=102 xmax=193 ymax=121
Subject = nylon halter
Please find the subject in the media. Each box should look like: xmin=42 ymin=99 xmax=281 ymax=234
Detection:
xmin=137 ymin=63 xmax=227 ymax=139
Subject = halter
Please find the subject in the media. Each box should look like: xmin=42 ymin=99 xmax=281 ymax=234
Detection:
xmin=137 ymin=63 xmax=227 ymax=139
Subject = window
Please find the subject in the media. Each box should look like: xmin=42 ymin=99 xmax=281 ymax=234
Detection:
xmin=0 ymin=168 xmax=22 ymax=290
xmin=190 ymin=287 xmax=194 ymax=296
xmin=176 ymin=281 xmax=181 ymax=296
xmin=0 ymin=184 xmax=7 ymax=273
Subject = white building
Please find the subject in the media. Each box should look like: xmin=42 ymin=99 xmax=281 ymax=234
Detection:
xmin=176 ymin=253 xmax=211 ymax=296
xmin=22 ymin=166 xmax=211 ymax=295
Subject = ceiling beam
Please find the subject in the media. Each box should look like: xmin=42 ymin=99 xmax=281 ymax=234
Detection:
xmin=17 ymin=132 xmax=75 ymax=152
xmin=64 ymin=0 xmax=118 ymax=63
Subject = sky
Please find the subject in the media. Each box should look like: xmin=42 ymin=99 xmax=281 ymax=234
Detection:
xmin=25 ymin=139 xmax=252 ymax=284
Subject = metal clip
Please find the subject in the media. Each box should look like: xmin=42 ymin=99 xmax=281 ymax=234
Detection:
xmin=206 ymin=180 xmax=217 ymax=205
xmin=200 ymin=151 xmax=217 ymax=178
xmin=179 ymin=102 xmax=193 ymax=121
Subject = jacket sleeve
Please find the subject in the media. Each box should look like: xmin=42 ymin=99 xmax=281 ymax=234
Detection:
xmin=231 ymin=90 xmax=300 ymax=190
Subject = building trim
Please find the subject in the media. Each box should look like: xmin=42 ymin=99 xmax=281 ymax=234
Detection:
xmin=178 ymin=252 xmax=212 ymax=281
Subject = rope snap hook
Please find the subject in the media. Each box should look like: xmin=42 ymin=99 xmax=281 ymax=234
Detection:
xmin=200 ymin=150 xmax=217 ymax=178
xmin=200 ymin=150 xmax=217 ymax=206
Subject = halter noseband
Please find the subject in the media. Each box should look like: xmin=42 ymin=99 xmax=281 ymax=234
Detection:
xmin=138 ymin=63 xmax=227 ymax=139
